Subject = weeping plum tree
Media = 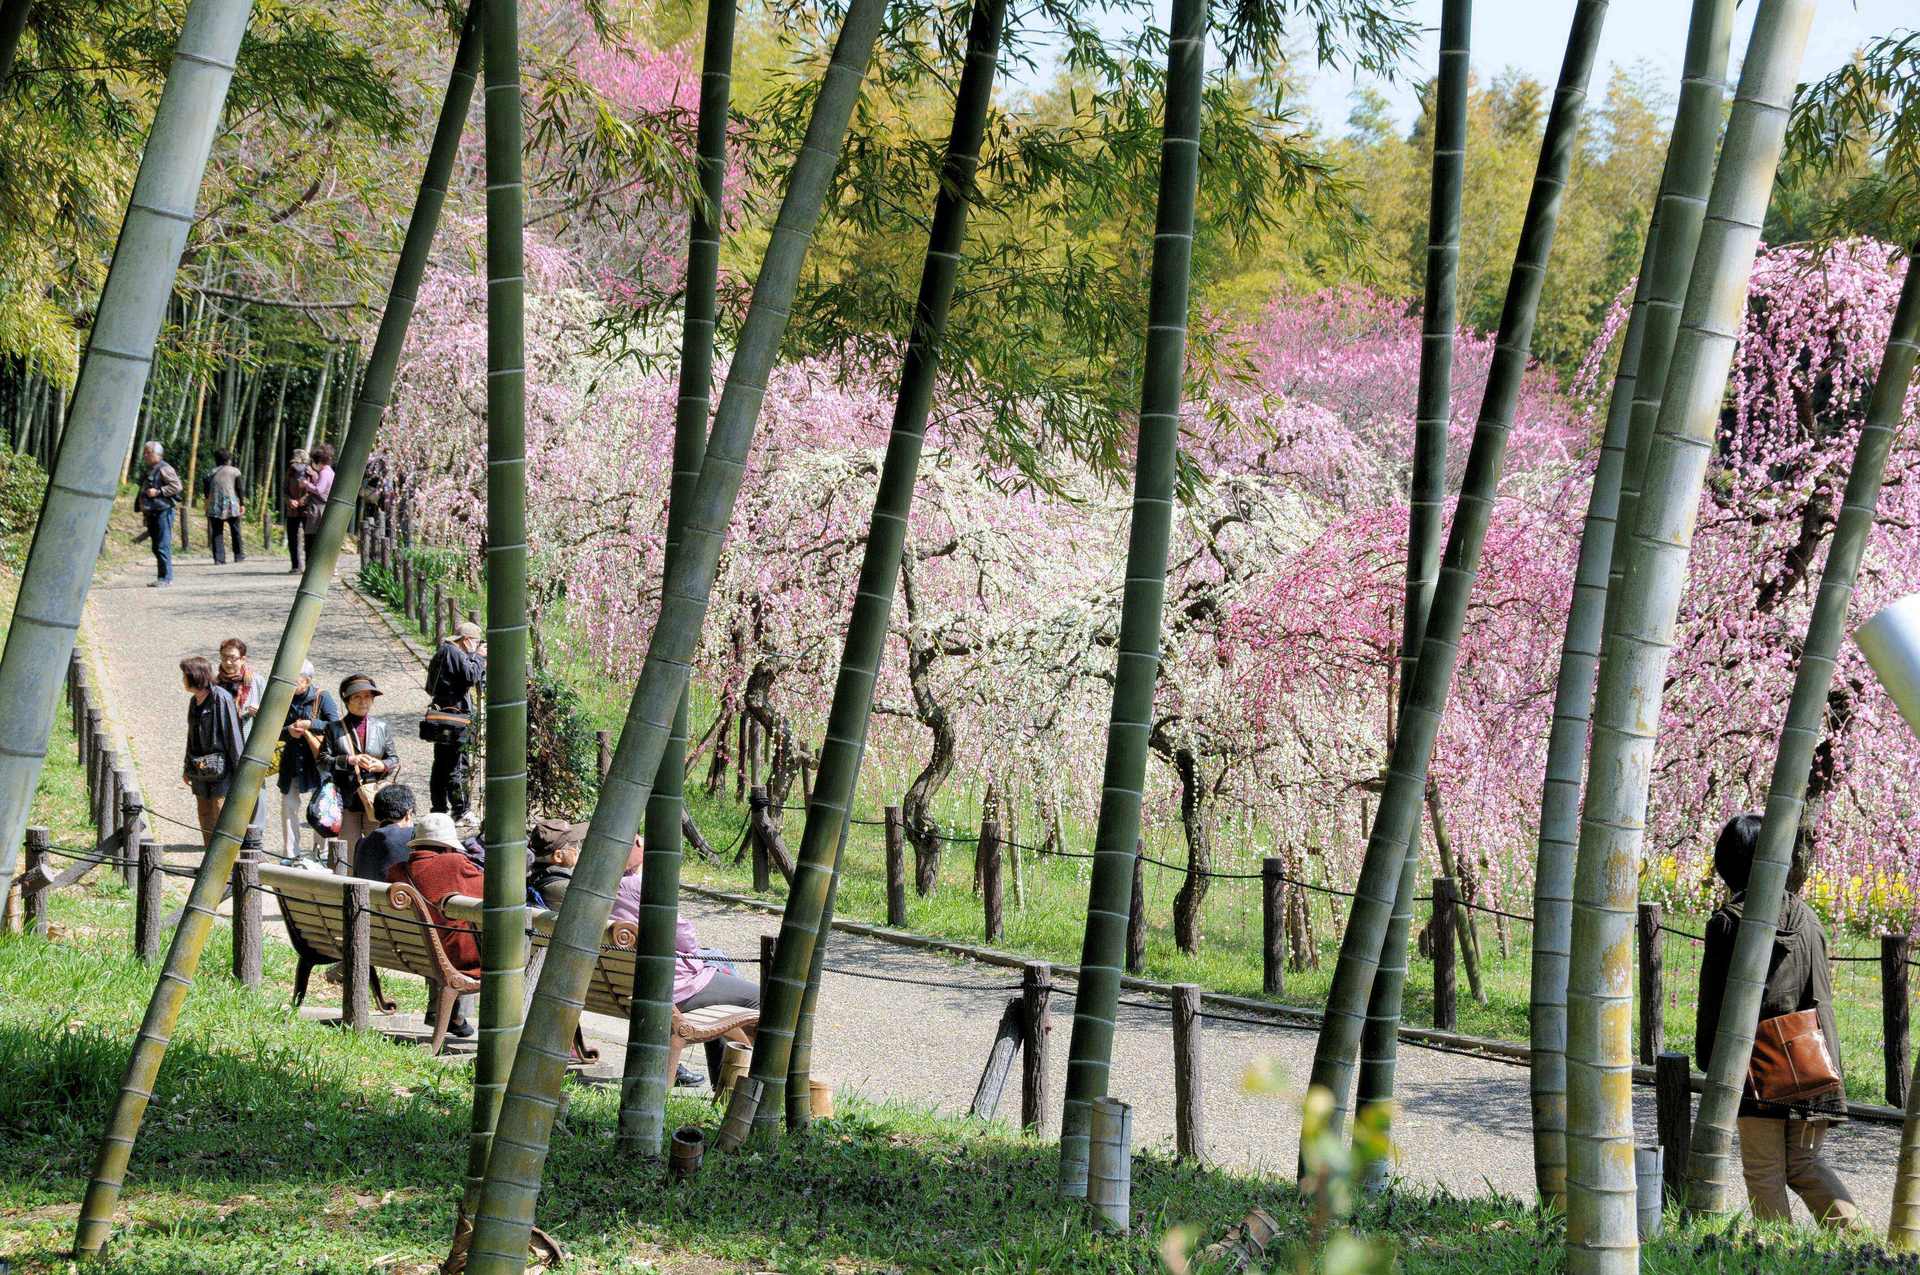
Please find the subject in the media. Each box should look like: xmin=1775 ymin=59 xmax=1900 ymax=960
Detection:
xmin=0 ymin=0 xmax=251 ymax=891
xmin=617 ymin=0 xmax=737 ymax=1155
xmin=1562 ymin=0 xmax=1813 ymax=1265
xmin=1353 ymin=0 xmax=1468 ymax=1163
xmin=1298 ymin=0 xmax=1608 ymax=1155
xmin=454 ymin=0 xmax=531 ymax=1263
xmin=1528 ymin=0 xmax=1732 ymax=1206
xmin=73 ymin=9 xmax=479 ymax=1255
xmin=1056 ymin=0 xmax=1203 ymax=1198
xmin=463 ymin=0 xmax=890 ymax=1264
xmin=737 ymin=0 xmax=1007 ymax=1133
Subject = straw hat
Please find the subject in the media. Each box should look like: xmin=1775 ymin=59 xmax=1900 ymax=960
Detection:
xmin=408 ymin=812 xmax=463 ymax=852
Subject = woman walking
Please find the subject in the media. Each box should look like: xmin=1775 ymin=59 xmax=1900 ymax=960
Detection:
xmin=179 ymin=655 xmax=244 ymax=848
xmin=275 ymin=660 xmax=339 ymax=860
xmin=322 ymin=672 xmax=400 ymax=847
xmin=1696 ymin=813 xmax=1860 ymax=1228
xmin=284 ymin=448 xmax=312 ymax=573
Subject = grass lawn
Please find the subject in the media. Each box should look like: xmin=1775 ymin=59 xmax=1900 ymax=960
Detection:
xmin=2 ymin=888 xmax=1913 ymax=1274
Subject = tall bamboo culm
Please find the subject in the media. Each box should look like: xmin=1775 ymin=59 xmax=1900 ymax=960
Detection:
xmin=1894 ymin=927 xmax=1920 ymax=1248
xmin=1056 ymin=0 xmax=1203 ymax=1198
xmin=464 ymin=0 xmax=889 ymax=1264
xmin=1563 ymin=2 xmax=1813 ymax=1267
xmin=617 ymin=0 xmax=737 ymax=1156
xmin=738 ymin=0 xmax=1007 ymax=1136
xmin=0 ymin=0 xmax=252 ymax=892
xmin=1688 ymin=252 xmax=1920 ymax=1217
xmin=1354 ymin=0 xmax=1470 ymax=1170
xmin=0 ymin=0 xmax=31 ymax=90
xmin=1300 ymin=0 xmax=1609 ymax=1160
xmin=1528 ymin=0 xmax=1731 ymax=1207
xmin=458 ymin=0 xmax=531 ymax=1247
xmin=72 ymin=10 xmax=478 ymax=1254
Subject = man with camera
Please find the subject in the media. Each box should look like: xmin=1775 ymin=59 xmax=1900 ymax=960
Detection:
xmin=424 ymin=620 xmax=486 ymax=829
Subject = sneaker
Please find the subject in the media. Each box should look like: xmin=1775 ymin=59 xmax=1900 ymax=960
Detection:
xmin=674 ymin=1064 xmax=706 ymax=1088
xmin=148 ymin=579 xmax=171 ymax=588
xmin=448 ymin=1017 xmax=476 ymax=1040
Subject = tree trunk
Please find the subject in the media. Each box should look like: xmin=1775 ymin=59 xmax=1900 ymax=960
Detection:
xmin=1529 ymin=0 xmax=1730 ymax=1206
xmin=1057 ymin=0 xmax=1203 ymax=1197
xmin=1565 ymin=4 xmax=1811 ymax=1267
xmin=466 ymin=0 xmax=888 ymax=1258
xmin=1300 ymin=0 xmax=1609 ymax=1163
xmin=618 ymin=0 xmax=736 ymax=1157
xmin=72 ymin=4 xmax=468 ymax=1252
xmin=903 ymin=634 xmax=955 ymax=895
xmin=0 ymin=0 xmax=33 ymax=92
xmin=1163 ymin=739 xmax=1211 ymax=955
xmin=1355 ymin=0 xmax=1469 ymax=1155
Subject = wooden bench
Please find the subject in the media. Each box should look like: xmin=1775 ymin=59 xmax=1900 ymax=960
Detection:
xmin=261 ymin=865 xmax=758 ymax=1068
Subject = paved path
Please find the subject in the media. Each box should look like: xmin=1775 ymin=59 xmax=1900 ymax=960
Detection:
xmin=81 ymin=545 xmax=1904 ymax=1228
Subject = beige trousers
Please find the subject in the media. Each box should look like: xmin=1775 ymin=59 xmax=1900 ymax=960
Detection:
xmin=1737 ymin=1116 xmax=1860 ymax=1227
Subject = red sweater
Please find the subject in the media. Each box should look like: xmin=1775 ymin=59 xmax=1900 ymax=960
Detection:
xmin=389 ymin=847 xmax=485 ymax=974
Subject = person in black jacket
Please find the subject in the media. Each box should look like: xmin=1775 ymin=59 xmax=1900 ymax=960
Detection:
xmin=275 ymin=660 xmax=339 ymax=860
xmin=425 ymin=621 xmax=485 ymax=825
xmin=323 ymin=673 xmax=401 ymax=847
xmin=351 ymin=783 xmax=418 ymax=882
xmin=1696 ymin=813 xmax=1859 ymax=1228
xmin=180 ymin=655 xmax=244 ymax=847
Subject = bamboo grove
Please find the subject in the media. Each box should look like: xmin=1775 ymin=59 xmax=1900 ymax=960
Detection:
xmin=0 ymin=0 xmax=1917 ymax=1271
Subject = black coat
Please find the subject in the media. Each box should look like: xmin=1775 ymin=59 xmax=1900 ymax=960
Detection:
xmin=1697 ymin=891 xmax=1846 ymax=1119
xmin=427 ymin=641 xmax=485 ymax=715
xmin=183 ymin=686 xmax=244 ymax=798
xmin=277 ymin=686 xmax=341 ymax=794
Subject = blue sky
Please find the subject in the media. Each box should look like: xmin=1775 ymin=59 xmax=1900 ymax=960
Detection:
xmin=1303 ymin=0 xmax=1914 ymax=134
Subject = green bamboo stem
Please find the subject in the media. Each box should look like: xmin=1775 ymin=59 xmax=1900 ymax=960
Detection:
xmin=71 ymin=11 xmax=477 ymax=1255
xmin=1604 ymin=0 xmax=1735 ymax=633
xmin=464 ymin=0 xmax=888 ymax=1263
xmin=740 ymin=0 xmax=1007 ymax=1136
xmin=786 ymin=806 xmax=857 ymax=1128
xmin=462 ymin=0 xmax=530 ymax=1225
xmin=0 ymin=0 xmax=31 ymax=92
xmin=1529 ymin=0 xmax=1729 ymax=1208
xmin=1056 ymin=0 xmax=1204 ymax=1198
xmin=1354 ymin=0 xmax=1470 ymax=1163
xmin=617 ymin=0 xmax=736 ymax=1155
xmin=0 ymin=0 xmax=252 ymax=896
xmin=1564 ymin=3 xmax=1813 ymax=1266
xmin=1300 ymin=0 xmax=1609 ymax=1162
xmin=1687 ymin=250 xmax=1920 ymax=1217
xmin=1894 ymin=1001 xmax=1920 ymax=1247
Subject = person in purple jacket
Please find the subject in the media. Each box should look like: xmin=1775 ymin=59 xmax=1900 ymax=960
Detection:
xmin=610 ymin=847 xmax=759 ymax=1081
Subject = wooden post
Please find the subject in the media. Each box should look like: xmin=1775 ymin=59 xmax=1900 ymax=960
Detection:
xmin=1172 ymin=983 xmax=1205 ymax=1162
xmin=22 ymin=828 xmax=48 ymax=937
xmin=1886 ymin=935 xmax=1912 ymax=1108
xmin=84 ymin=707 xmax=102 ymax=807
xmin=968 ymin=998 xmax=1023 ymax=1121
xmin=750 ymin=787 xmax=771 ymax=892
xmin=597 ymin=730 xmax=612 ymax=783
xmin=98 ymin=757 xmax=121 ymax=878
xmin=433 ymin=580 xmax=445 ymax=648
xmin=759 ymin=933 xmax=777 ymax=1007
xmin=401 ymin=554 xmax=416 ymax=623
xmin=446 ymin=593 xmax=459 ymax=640
xmin=1655 ymin=1051 xmax=1691 ymax=1205
xmin=1261 ymin=857 xmax=1285 ymax=996
xmin=981 ymin=811 xmax=1003 ymax=943
xmin=1126 ymin=838 xmax=1146 ymax=975
xmin=884 ymin=805 xmax=907 ymax=927
xmin=343 ymin=879 xmax=371 ymax=1031
xmin=1432 ymin=876 xmax=1457 ymax=1032
xmin=1021 ymin=962 xmax=1050 ymax=1135
xmin=232 ymin=827 xmax=262 ymax=986
xmin=327 ymin=836 xmax=348 ymax=877
xmin=1637 ymin=903 xmax=1664 ymax=1065
xmin=416 ymin=575 xmax=430 ymax=633
xmin=71 ymin=667 xmax=87 ymax=760
xmin=130 ymin=793 xmax=159 ymax=962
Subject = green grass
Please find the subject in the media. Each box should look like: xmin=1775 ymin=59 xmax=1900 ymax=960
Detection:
xmin=1 ymin=888 xmax=1913 ymax=1274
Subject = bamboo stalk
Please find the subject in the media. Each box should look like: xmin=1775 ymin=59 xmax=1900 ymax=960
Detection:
xmin=1688 ymin=250 xmax=1920 ymax=1217
xmin=1529 ymin=0 xmax=1732 ymax=1208
xmin=464 ymin=0 xmax=889 ymax=1262
xmin=0 ymin=0 xmax=252 ymax=897
xmin=71 ymin=12 xmax=478 ymax=1254
xmin=617 ymin=0 xmax=739 ymax=1157
xmin=1056 ymin=0 xmax=1203 ymax=1198
xmin=0 ymin=0 xmax=32 ymax=91
xmin=740 ymin=0 xmax=1006 ymax=1135
xmin=1354 ymin=0 xmax=1470 ymax=1163
xmin=1300 ymin=0 xmax=1610 ymax=1161
xmin=1564 ymin=2 xmax=1812 ymax=1266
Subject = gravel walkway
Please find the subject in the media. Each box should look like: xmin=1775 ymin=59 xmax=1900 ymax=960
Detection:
xmin=82 ymin=543 xmax=1903 ymax=1229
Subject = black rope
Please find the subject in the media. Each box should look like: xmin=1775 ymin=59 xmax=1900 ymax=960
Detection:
xmin=1456 ymin=898 xmax=1535 ymax=925
xmin=818 ymin=964 xmax=1021 ymax=992
xmin=1660 ymin=924 xmax=1706 ymax=943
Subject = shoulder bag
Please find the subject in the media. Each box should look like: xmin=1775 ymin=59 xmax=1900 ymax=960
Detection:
xmin=1747 ymin=1008 xmax=1841 ymax=1104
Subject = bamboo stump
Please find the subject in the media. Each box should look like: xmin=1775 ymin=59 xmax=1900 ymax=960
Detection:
xmin=1088 ymin=1097 xmax=1132 ymax=1231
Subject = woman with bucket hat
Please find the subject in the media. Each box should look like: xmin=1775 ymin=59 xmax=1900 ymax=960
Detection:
xmin=390 ymin=811 xmax=480 ymax=1043
xmin=322 ymin=672 xmax=401 ymax=847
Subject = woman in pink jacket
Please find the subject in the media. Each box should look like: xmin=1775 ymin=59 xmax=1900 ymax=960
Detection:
xmin=610 ymin=850 xmax=759 ymax=1081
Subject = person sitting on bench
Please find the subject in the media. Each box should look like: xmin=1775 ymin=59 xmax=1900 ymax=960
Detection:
xmin=351 ymin=784 xmax=417 ymax=882
xmin=390 ymin=811 xmax=481 ymax=1039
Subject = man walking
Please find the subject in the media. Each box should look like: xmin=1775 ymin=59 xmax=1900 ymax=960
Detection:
xmin=136 ymin=441 xmax=182 ymax=588
xmin=203 ymin=448 xmax=246 ymax=564
xmin=425 ymin=620 xmax=485 ymax=828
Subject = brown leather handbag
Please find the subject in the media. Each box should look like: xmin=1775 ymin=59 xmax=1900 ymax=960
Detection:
xmin=1747 ymin=1009 xmax=1841 ymax=1104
